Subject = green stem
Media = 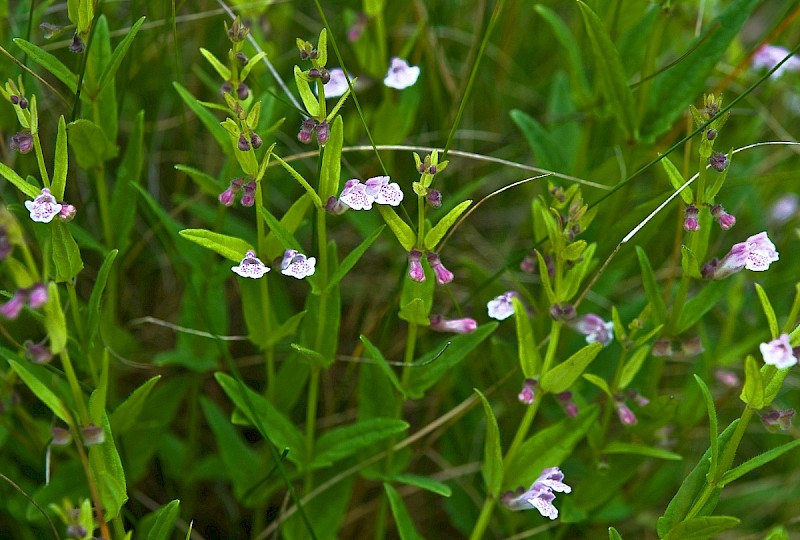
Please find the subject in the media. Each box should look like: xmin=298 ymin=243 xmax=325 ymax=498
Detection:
xmin=540 ymin=322 xmax=563 ymax=374
xmin=303 ymin=366 xmax=321 ymax=493
xmin=32 ymin=136 xmax=51 ymax=187
xmin=416 ymin=195 xmax=425 ymax=246
xmin=59 ymin=350 xmax=89 ymax=425
xmin=254 ymin=181 xmax=275 ymax=400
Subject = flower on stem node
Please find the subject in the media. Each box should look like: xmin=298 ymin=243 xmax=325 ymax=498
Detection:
xmin=518 ymin=378 xmax=537 ymax=405
xmin=683 ymin=204 xmax=700 ymax=232
xmin=407 ymin=249 xmax=425 ymax=282
xmin=761 ymin=408 xmax=795 ymax=432
xmin=280 ymin=249 xmax=316 ymax=279
xmin=429 ymin=315 xmax=477 ymax=334
xmin=709 ymin=151 xmax=728 ymax=172
xmin=760 ymin=334 xmax=797 ymax=369
xmin=549 ymin=303 xmax=576 ymax=322
xmin=10 ymin=130 xmax=33 ymax=154
xmin=384 ymin=58 xmax=420 ymax=89
xmin=487 ymin=291 xmax=518 ymax=321
xmin=614 ymin=397 xmax=637 ymax=426
xmin=426 ymin=252 xmax=453 ymax=285
xmin=710 ymin=204 xmax=735 ymax=230
xmin=556 ymin=391 xmax=578 ymax=417
xmin=572 ymin=314 xmax=614 ymax=346
xmin=231 ymin=250 xmax=270 ymax=279
xmin=701 ymin=231 xmax=779 ymax=280
xmin=81 ymin=423 xmax=105 ymax=446
xmin=500 ymin=467 xmax=571 ymax=519
xmin=24 ymin=341 xmax=52 ymax=364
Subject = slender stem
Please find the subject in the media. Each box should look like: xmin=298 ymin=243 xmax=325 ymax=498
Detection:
xmin=416 ymin=195 xmax=425 ymax=246
xmin=303 ymin=366 xmax=321 ymax=493
xmin=255 ymin=181 xmax=275 ymax=400
xmin=540 ymin=322 xmax=563 ymax=374
xmin=59 ymin=350 xmax=89 ymax=425
xmin=71 ymin=427 xmax=110 ymax=540
xmin=470 ymin=497 xmax=498 ymax=540
xmin=32 ymin=136 xmax=51 ymax=187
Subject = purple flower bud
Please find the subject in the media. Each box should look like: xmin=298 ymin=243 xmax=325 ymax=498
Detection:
xmin=68 ymin=33 xmax=84 ymax=53
xmin=706 ymin=129 xmax=717 ymax=140
xmin=426 ymin=252 xmax=453 ymax=285
xmin=10 ymin=130 xmax=34 ymax=154
xmin=309 ymin=68 xmax=320 ymax=79
xmin=615 ymin=398 xmax=637 ymax=426
xmin=426 ymin=189 xmax=442 ymax=208
xmin=310 ymin=49 xmax=318 ymax=60
xmin=27 ymin=282 xmax=48 ymax=309
xmin=626 ymin=389 xmax=650 ymax=407
xmin=9 ymin=95 xmax=19 ymax=105
xmin=51 ymin=426 xmax=72 ymax=445
xmin=709 ymin=151 xmax=728 ymax=172
xmin=325 ymin=196 xmax=348 ymax=215
xmin=240 ymin=193 xmax=254 ymax=207
xmin=651 ymin=339 xmax=673 ymax=357
xmin=25 ymin=341 xmax=53 ymax=364
xmin=58 ymin=204 xmax=76 ymax=222
xmin=705 ymin=101 xmax=720 ymax=118
xmin=66 ymin=524 xmax=87 ymax=538
xmin=81 ymin=423 xmax=105 ymax=446
xmin=237 ymin=134 xmax=250 ymax=151
xmin=221 ymin=81 xmax=233 ymax=95
xmin=235 ymin=52 xmax=248 ymax=64
xmin=250 ymin=133 xmax=263 ymax=149
xmin=551 ymin=185 xmax=566 ymax=202
xmin=236 ymin=83 xmax=250 ymax=100
xmin=518 ymin=378 xmax=537 ymax=405
xmin=240 ymin=181 xmax=256 ymax=207
xmin=298 ymin=129 xmax=312 ymax=144
xmin=218 ymin=187 xmax=236 ymax=206
xmin=348 ymin=12 xmax=368 ymax=42
xmin=315 ymin=121 xmax=330 ymax=145
xmin=429 ymin=315 xmax=477 ymax=334
xmin=408 ymin=249 xmax=425 ymax=282
xmin=714 ymin=368 xmax=739 ymax=388
xmin=710 ymin=204 xmax=735 ymax=230
xmin=428 ymin=165 xmax=437 ymax=175
xmin=683 ymin=204 xmax=700 ymax=232
xmin=19 ymin=97 xmax=28 ymax=109
xmin=549 ymin=303 xmax=576 ymax=321
xmin=300 ymin=50 xmax=309 ymax=61
xmin=0 ymin=291 xmax=26 ymax=320
xmin=319 ymin=68 xmax=331 ymax=84
xmin=556 ymin=391 xmax=578 ymax=417
xmin=681 ymin=336 xmax=704 ymax=357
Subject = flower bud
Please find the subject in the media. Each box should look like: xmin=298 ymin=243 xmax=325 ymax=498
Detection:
xmin=426 ymin=189 xmax=442 ymax=208
xmin=235 ymin=52 xmax=248 ymax=64
xmin=709 ymin=151 xmax=728 ymax=172
xmin=25 ymin=341 xmax=53 ymax=364
xmin=220 ymin=81 xmax=233 ymax=95
xmin=27 ymin=283 xmax=48 ymax=309
xmin=236 ymin=83 xmax=250 ymax=100
xmin=58 ymin=204 xmax=77 ymax=222
xmin=683 ymin=204 xmax=700 ymax=232
xmin=237 ymin=134 xmax=250 ymax=151
xmin=518 ymin=378 xmax=537 ymax=405
xmin=315 ymin=121 xmax=330 ymax=145
xmin=706 ymin=129 xmax=717 ymax=140
xmin=250 ymin=133 xmax=263 ymax=149
xmin=615 ymin=397 xmax=637 ymax=426
xmin=408 ymin=250 xmax=425 ymax=282
xmin=81 ymin=423 xmax=105 ymax=446
xmin=549 ymin=303 xmax=576 ymax=321
xmin=10 ymin=131 xmax=33 ymax=154
xmin=651 ymin=339 xmax=673 ymax=357
xmin=710 ymin=204 xmax=735 ymax=230
xmin=68 ymin=33 xmax=84 ymax=53
xmin=426 ymin=252 xmax=454 ymax=285
xmin=51 ymin=426 xmax=72 ymax=445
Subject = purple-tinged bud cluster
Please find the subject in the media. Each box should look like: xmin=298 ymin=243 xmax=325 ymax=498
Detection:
xmin=297 ymin=119 xmax=330 ymax=145
xmin=235 ymin=52 xmax=248 ymax=64
xmin=518 ymin=378 xmax=537 ymax=405
xmin=426 ymin=189 xmax=442 ymax=208
xmin=218 ymin=178 xmax=256 ymax=207
xmin=0 ymin=283 xmax=48 ymax=320
xmin=237 ymin=134 xmax=250 ymax=151
xmin=9 ymin=95 xmax=29 ymax=109
xmin=626 ymin=389 xmax=650 ymax=407
xmin=10 ymin=130 xmax=33 ymax=154
xmin=426 ymin=252 xmax=453 ymax=285
xmin=221 ymin=82 xmax=233 ymax=96
xmin=683 ymin=204 xmax=700 ymax=232
xmin=549 ymin=303 xmax=576 ymax=322
xmin=710 ymin=204 xmax=735 ymax=230
xmin=250 ymin=133 xmax=263 ymax=149
xmin=708 ymin=151 xmax=728 ymax=172
xmin=429 ymin=315 xmax=477 ymax=334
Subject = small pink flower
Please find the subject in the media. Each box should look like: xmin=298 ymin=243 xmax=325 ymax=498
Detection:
xmin=500 ymin=467 xmax=571 ymax=519
xmin=24 ymin=341 xmax=53 ymax=364
xmin=51 ymin=426 xmax=72 ymax=445
xmin=364 ymin=176 xmax=404 ymax=206
xmin=324 ymin=68 xmax=350 ymax=98
xmin=27 ymin=282 xmax=48 ymax=309
xmin=518 ymin=378 xmax=537 ymax=405
xmin=58 ymin=204 xmax=76 ymax=221
xmin=280 ymin=249 xmax=316 ymax=279
xmin=615 ymin=397 xmax=637 ymax=426
xmin=683 ymin=204 xmax=700 ymax=232
xmin=681 ymin=336 xmax=704 ymax=357
xmin=702 ymin=231 xmax=779 ymax=279
xmin=487 ymin=291 xmax=518 ymax=321
xmin=760 ymin=334 xmax=797 ymax=369
xmin=0 ymin=291 xmax=26 ymax=319
xmin=573 ymin=314 xmax=614 ymax=346
xmin=240 ymin=181 xmax=256 ymax=207
xmin=231 ymin=250 xmax=270 ymax=279
xmin=652 ymin=339 xmax=674 ymax=357
xmin=426 ymin=252 xmax=453 ymax=285
xmin=338 ymin=179 xmax=373 ymax=210
xmin=710 ymin=205 xmax=736 ymax=230
xmin=429 ymin=315 xmax=477 ymax=334
xmin=24 ymin=188 xmax=63 ymax=223
xmin=10 ymin=130 xmax=33 ymax=154
xmin=752 ymin=44 xmax=800 ymax=78
xmin=384 ymin=58 xmax=420 ymax=89
xmin=556 ymin=392 xmax=578 ymax=417
xmin=714 ymin=368 xmax=740 ymax=388
xmin=407 ymin=249 xmax=425 ymax=282
xmin=761 ymin=408 xmax=795 ymax=432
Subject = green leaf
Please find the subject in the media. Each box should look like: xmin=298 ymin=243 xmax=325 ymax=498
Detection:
xmin=174 ymin=82 xmax=231 ymax=153
xmin=475 ymin=389 xmax=503 ymax=496
xmin=272 ymin=153 xmax=323 ymax=208
xmin=680 ymin=244 xmax=702 ymax=280
xmin=199 ymin=47 xmax=231 ymax=81
xmin=312 ymin=418 xmax=409 ymax=467
xmin=609 ymin=527 xmax=623 ymax=540
xmin=146 ymin=500 xmax=180 ymax=540
xmin=43 ymin=282 xmax=68 ymax=353
xmin=602 ymin=441 xmax=682 ymax=461
xmin=87 ymin=249 xmax=118 ymax=344
xmin=319 ymin=115 xmax=343 ymax=200
xmin=677 ymin=281 xmax=726 ymax=334
xmin=693 ymin=375 xmax=719 ymax=481
xmin=405 ymin=323 xmax=498 ymax=399
xmin=0 ymin=161 xmax=40 ymax=198
xmin=504 ymin=405 xmax=598 ymax=488
xmin=258 ymin=206 xmax=302 ymax=252
xmin=360 ymin=335 xmax=407 ymax=398
xmin=383 ymin=484 xmax=424 ymax=540
xmin=174 ymin=164 xmax=219 ymax=197
xmin=720 ymin=439 xmax=800 ymax=488
xmin=326 ymin=225 xmax=384 ymax=292
xmin=618 ymin=346 xmax=650 ymax=389
xmin=761 ymin=363 xmax=789 ymax=408
xmin=636 ymin=246 xmax=667 ymax=325
xmin=111 ymin=110 xmax=145 ymax=253
xmin=510 ymin=109 xmax=568 ymax=173
xmin=12 ymin=38 xmax=78 ymax=93
xmin=739 ymin=355 xmax=764 ymax=409
xmin=263 ymin=311 xmax=307 ymax=348
xmin=533 ymin=5 xmax=590 ymax=103
xmin=7 ymin=358 xmax=71 ymax=424
xmin=398 ymin=298 xmax=430 ymax=326
xmin=215 ymin=373 xmax=306 ymax=466
xmin=294 ymin=66 xmax=320 ymax=117
xmin=200 ymin=397 xmax=261 ymax=499
xmin=643 ymin=0 xmax=759 ymax=141
xmin=263 ymin=193 xmax=312 ymax=259
xmin=664 ymin=516 xmax=740 ymax=540
xmin=535 ymin=250 xmax=556 ymax=304
xmin=67 ymin=119 xmax=118 ymax=168
xmin=377 ymin=205 xmax=416 ymax=252
xmin=540 ymin=342 xmax=603 ymax=393
xmin=424 ymin=200 xmax=471 ymax=251
xmin=51 ymin=116 xmax=68 ymax=200
xmin=96 ymin=16 xmax=146 ymax=97
xmin=576 ymin=1 xmax=636 ymax=138
xmin=111 ymin=375 xmax=161 ymax=434
xmin=514 ymin=296 xmax=541 ymax=378
xmin=240 ymin=51 xmax=267 ymax=82
xmin=316 ymin=28 xmax=327 ymax=67
xmin=754 ymin=283 xmax=779 ymax=339
xmin=51 ymin=220 xmax=84 ymax=282
xmin=657 ymin=420 xmax=739 ymax=538
xmin=179 ymin=229 xmax=254 ymax=262
xmin=389 ymin=474 xmax=452 ymax=497
xmin=582 ymin=373 xmax=612 ymax=397
xmin=87 ymin=404 xmax=128 ymax=520
xmin=660 ymin=155 xmax=694 ymax=205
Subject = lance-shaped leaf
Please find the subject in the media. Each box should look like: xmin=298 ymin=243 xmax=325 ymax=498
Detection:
xmin=97 ymin=16 xmax=146 ymax=97
xmin=514 ymin=296 xmax=541 ymax=378
xmin=475 ymin=389 xmax=503 ymax=496
xmin=377 ymin=205 xmax=416 ymax=252
xmin=272 ymin=153 xmax=322 ymax=208
xmin=13 ymin=38 xmax=78 ymax=93
xmin=755 ymin=283 xmax=779 ymax=339
xmin=174 ymin=82 xmax=230 ymax=153
xmin=424 ymin=200 xmax=471 ymax=251
xmin=694 ymin=375 xmax=719 ymax=481
xmin=51 ymin=222 xmax=83 ymax=283
xmin=384 ymin=484 xmax=423 ymax=540
xmin=240 ymin=51 xmax=267 ymax=82
xmin=294 ymin=66 xmax=320 ymax=117
xmin=326 ymin=225 xmax=384 ymax=292
xmin=312 ymin=418 xmax=409 ymax=468
xmin=145 ymin=500 xmax=180 ymax=540
xmin=719 ymin=439 xmax=800 ymax=488
xmin=6 ymin=358 xmax=71 ymax=424
xmin=636 ymin=246 xmax=667 ymax=325
xmin=660 ymin=155 xmax=694 ymax=205
xmin=179 ymin=229 xmax=254 ymax=262
xmin=199 ymin=48 xmax=231 ymax=81
xmin=540 ymin=343 xmax=603 ymax=394
xmin=319 ymin=116 xmax=343 ymax=201
xmin=360 ymin=335 xmax=406 ymax=398
xmin=52 ymin=116 xmax=68 ymax=200
xmin=87 ymin=249 xmax=118 ymax=344
xmin=739 ymin=355 xmax=764 ymax=409
xmin=664 ymin=516 xmax=740 ymax=540
xmin=0 ymin=161 xmax=39 ymax=198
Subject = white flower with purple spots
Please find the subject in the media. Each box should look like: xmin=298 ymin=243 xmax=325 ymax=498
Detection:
xmin=232 ymin=250 xmax=270 ymax=279
xmin=280 ymin=249 xmax=316 ymax=279
xmin=25 ymin=188 xmax=63 ymax=223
